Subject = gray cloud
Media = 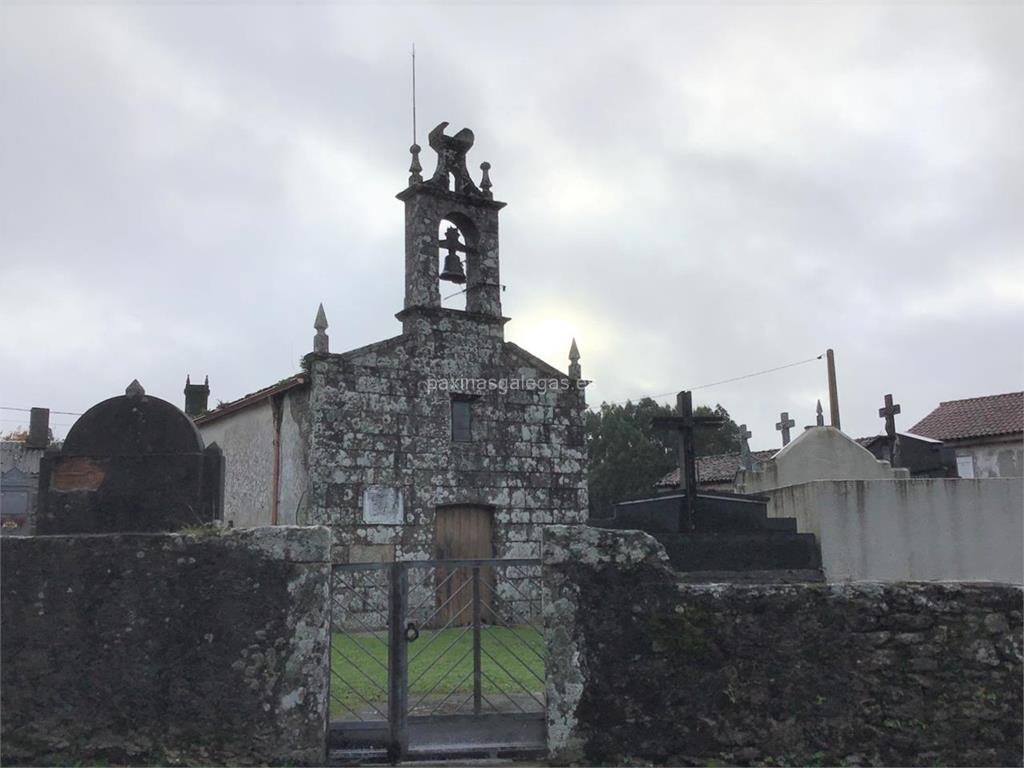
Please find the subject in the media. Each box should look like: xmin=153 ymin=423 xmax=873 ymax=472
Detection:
xmin=1 ymin=3 xmax=1021 ymax=449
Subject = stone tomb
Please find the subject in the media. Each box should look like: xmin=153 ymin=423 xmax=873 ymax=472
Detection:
xmin=594 ymin=491 xmax=823 ymax=581
xmin=36 ymin=381 xmax=224 ymax=534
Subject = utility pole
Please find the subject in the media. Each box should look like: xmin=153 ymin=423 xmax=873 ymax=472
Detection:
xmin=826 ymin=348 xmax=841 ymax=430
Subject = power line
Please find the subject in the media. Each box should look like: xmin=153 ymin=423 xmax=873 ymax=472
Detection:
xmin=0 ymin=406 xmax=83 ymax=416
xmin=591 ymin=353 xmax=825 ymax=409
xmin=690 ymin=354 xmax=824 ymax=391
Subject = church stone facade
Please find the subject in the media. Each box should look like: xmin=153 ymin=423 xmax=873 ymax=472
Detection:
xmin=195 ymin=122 xmax=588 ymax=563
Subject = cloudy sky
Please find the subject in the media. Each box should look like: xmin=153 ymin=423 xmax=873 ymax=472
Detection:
xmin=2 ymin=1 xmax=1021 ymax=449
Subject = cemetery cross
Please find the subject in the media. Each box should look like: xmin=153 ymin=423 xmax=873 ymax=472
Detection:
xmin=878 ymin=393 xmax=901 ymax=467
xmin=653 ymin=390 xmax=725 ymax=530
xmin=739 ymin=424 xmax=754 ymax=470
xmin=776 ymin=411 xmax=795 ymax=447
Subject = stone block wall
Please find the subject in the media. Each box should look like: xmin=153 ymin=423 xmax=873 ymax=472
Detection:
xmin=1 ymin=527 xmax=332 ymax=766
xmin=544 ymin=525 xmax=1023 ymax=767
xmin=305 ymin=322 xmax=588 ymax=565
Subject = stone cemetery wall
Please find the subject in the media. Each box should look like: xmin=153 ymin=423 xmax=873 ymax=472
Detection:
xmin=305 ymin=327 xmax=588 ymax=565
xmin=768 ymin=478 xmax=1023 ymax=583
xmin=543 ymin=525 xmax=1023 ymax=767
xmin=1 ymin=527 xmax=332 ymax=766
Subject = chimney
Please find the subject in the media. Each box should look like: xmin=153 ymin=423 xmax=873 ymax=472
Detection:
xmin=184 ymin=375 xmax=210 ymax=417
xmin=26 ymin=407 xmax=49 ymax=449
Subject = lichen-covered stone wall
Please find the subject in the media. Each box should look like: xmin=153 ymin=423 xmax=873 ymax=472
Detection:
xmin=543 ymin=525 xmax=1024 ymax=767
xmin=1 ymin=527 xmax=332 ymax=766
xmin=304 ymin=319 xmax=588 ymax=565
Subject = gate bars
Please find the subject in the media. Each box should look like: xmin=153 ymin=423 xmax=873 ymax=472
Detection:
xmin=328 ymin=558 xmax=545 ymax=760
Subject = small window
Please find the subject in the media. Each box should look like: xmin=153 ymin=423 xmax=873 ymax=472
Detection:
xmin=451 ymin=398 xmax=473 ymax=442
xmin=956 ymin=455 xmax=975 ymax=479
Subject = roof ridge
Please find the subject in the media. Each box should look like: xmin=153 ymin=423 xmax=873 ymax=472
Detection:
xmin=938 ymin=391 xmax=1023 ymax=406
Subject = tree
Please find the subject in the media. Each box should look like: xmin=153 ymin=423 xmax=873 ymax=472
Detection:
xmin=585 ymin=398 xmax=743 ymax=518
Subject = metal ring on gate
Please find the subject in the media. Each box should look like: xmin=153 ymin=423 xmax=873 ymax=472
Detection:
xmin=405 ymin=622 xmax=420 ymax=642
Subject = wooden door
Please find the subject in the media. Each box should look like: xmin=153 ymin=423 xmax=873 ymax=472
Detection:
xmin=433 ymin=505 xmax=494 ymax=627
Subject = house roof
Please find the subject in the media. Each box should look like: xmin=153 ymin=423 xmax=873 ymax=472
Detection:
xmin=193 ymin=374 xmax=308 ymax=426
xmin=657 ymin=449 xmax=778 ymax=487
xmin=909 ymin=392 xmax=1023 ymax=442
xmin=858 ymin=432 xmax=942 ymax=450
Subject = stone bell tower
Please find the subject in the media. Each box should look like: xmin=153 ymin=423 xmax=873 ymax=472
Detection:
xmin=395 ymin=122 xmax=507 ymax=336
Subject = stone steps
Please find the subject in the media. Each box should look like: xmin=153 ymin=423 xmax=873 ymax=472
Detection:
xmin=599 ymin=490 xmax=824 ymax=581
xmin=652 ymin=531 xmax=822 ymax=572
xmin=608 ymin=491 xmax=798 ymax=534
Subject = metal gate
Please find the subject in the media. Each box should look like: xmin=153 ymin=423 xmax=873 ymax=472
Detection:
xmin=328 ymin=559 xmax=545 ymax=763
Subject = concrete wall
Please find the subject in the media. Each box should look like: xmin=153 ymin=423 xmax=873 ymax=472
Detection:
xmin=0 ymin=527 xmax=331 ymax=766
xmin=766 ymin=479 xmax=1023 ymax=584
xmin=543 ymin=525 xmax=1023 ymax=767
xmin=737 ymin=426 xmax=906 ymax=494
xmin=951 ymin=435 xmax=1023 ymax=479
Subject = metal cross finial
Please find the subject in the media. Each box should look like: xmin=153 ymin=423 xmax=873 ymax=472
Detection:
xmin=816 ymin=399 xmax=825 ymax=427
xmin=776 ymin=411 xmax=795 ymax=446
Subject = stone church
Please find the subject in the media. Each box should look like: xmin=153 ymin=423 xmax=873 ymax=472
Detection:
xmin=191 ymin=122 xmax=589 ymax=563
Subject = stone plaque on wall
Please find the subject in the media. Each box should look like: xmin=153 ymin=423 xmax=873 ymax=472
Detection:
xmin=362 ymin=486 xmax=404 ymax=525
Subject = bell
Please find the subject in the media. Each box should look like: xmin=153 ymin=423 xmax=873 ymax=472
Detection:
xmin=440 ymin=252 xmax=467 ymax=284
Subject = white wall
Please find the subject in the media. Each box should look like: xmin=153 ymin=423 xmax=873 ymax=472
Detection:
xmin=768 ymin=479 xmax=1023 ymax=584
xmin=737 ymin=427 xmax=906 ymax=495
xmin=198 ymin=402 xmax=275 ymax=528
xmin=278 ymin=393 xmax=311 ymax=525
xmin=953 ymin=437 xmax=1023 ymax=479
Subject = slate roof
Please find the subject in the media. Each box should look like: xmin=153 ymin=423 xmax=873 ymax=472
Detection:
xmin=909 ymin=392 xmax=1023 ymax=441
xmin=657 ymin=449 xmax=778 ymax=487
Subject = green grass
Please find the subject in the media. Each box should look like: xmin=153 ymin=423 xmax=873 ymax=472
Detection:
xmin=329 ymin=625 xmax=544 ymax=718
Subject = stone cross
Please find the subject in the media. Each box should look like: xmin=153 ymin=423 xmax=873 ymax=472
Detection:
xmin=653 ymin=391 xmax=725 ymax=530
xmin=739 ymin=424 xmax=754 ymax=470
xmin=878 ymin=393 xmax=901 ymax=466
xmin=776 ymin=411 xmax=795 ymax=446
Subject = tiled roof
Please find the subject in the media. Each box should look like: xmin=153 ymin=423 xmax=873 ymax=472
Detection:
xmin=193 ymin=374 xmax=308 ymax=425
xmin=657 ymin=449 xmax=778 ymax=487
xmin=909 ymin=392 xmax=1023 ymax=441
